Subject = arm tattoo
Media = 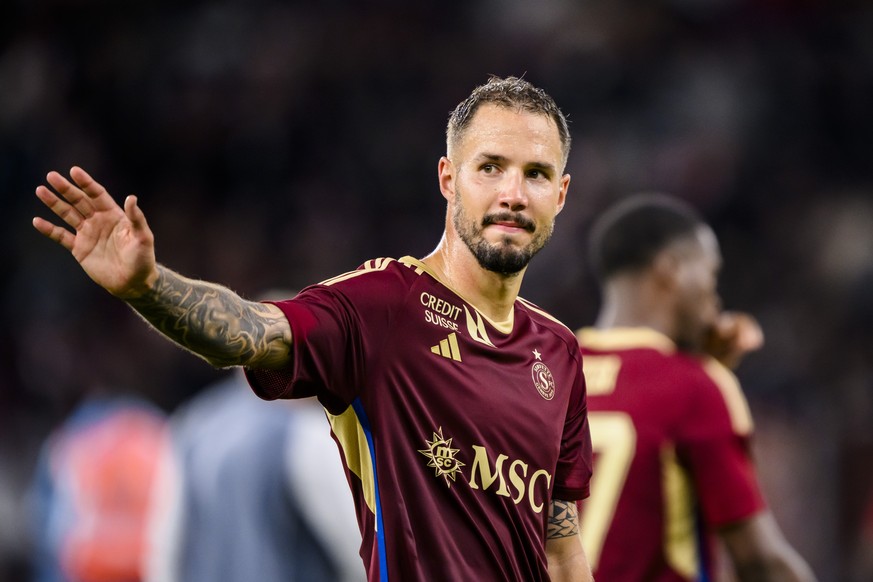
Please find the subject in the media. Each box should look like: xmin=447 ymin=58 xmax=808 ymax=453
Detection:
xmin=547 ymin=499 xmax=580 ymax=540
xmin=126 ymin=265 xmax=291 ymax=368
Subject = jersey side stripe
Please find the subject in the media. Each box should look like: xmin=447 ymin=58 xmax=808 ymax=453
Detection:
xmin=327 ymin=406 xmax=377 ymax=512
xmin=662 ymin=445 xmax=701 ymax=579
xmin=351 ymin=399 xmax=389 ymax=582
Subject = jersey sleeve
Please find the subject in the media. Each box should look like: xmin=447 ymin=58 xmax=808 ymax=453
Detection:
xmin=552 ymin=349 xmax=593 ymax=501
xmin=676 ymin=358 xmax=766 ymax=526
xmin=246 ymin=265 xmax=398 ymax=413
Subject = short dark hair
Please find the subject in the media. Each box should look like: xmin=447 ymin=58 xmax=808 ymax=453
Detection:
xmin=588 ymin=193 xmax=704 ymax=281
xmin=447 ymin=75 xmax=571 ymax=168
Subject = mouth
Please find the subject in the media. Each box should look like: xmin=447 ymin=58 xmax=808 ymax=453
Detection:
xmin=482 ymin=213 xmax=535 ymax=233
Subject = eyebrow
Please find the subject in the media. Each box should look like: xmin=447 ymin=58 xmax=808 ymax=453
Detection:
xmin=476 ymin=153 xmax=557 ymax=174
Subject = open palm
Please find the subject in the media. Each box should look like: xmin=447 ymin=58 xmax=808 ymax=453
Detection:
xmin=33 ymin=167 xmax=158 ymax=299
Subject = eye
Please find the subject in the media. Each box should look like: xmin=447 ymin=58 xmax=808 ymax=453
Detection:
xmin=482 ymin=163 xmax=496 ymax=173
xmin=527 ymin=168 xmax=549 ymax=180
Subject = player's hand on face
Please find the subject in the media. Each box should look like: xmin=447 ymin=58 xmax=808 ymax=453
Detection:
xmin=33 ymin=166 xmax=159 ymax=299
xmin=704 ymin=311 xmax=764 ymax=369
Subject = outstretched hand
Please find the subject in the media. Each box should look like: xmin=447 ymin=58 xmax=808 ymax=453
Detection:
xmin=703 ymin=311 xmax=765 ymax=369
xmin=33 ymin=167 xmax=158 ymax=299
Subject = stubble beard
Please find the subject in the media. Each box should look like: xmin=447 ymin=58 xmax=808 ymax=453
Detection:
xmin=452 ymin=187 xmax=554 ymax=276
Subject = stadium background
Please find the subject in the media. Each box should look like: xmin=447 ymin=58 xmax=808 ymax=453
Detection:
xmin=2 ymin=1 xmax=871 ymax=580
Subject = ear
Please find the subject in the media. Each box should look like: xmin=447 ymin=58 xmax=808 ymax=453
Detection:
xmin=438 ymin=156 xmax=455 ymax=202
xmin=651 ymin=248 xmax=680 ymax=289
xmin=555 ymin=173 xmax=570 ymax=215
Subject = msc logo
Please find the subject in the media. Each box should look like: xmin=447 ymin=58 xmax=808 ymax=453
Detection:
xmin=419 ymin=429 xmax=553 ymax=513
xmin=418 ymin=428 xmax=465 ymax=487
xmin=469 ymin=445 xmax=552 ymax=513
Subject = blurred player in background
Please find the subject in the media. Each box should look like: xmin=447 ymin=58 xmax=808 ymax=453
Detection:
xmin=576 ymin=193 xmax=817 ymax=581
xmin=31 ymin=76 xmax=593 ymax=581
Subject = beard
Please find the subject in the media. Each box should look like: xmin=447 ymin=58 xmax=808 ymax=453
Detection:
xmin=452 ymin=187 xmax=555 ymax=276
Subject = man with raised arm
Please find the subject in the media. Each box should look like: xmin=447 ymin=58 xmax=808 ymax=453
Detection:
xmin=33 ymin=76 xmax=594 ymax=582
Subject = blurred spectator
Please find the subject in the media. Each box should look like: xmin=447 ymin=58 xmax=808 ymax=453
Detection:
xmin=143 ymin=368 xmax=365 ymax=582
xmin=28 ymin=394 xmax=166 ymax=582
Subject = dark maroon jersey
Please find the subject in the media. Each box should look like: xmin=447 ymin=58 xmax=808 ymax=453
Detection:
xmin=246 ymin=257 xmax=592 ymax=582
xmin=575 ymin=327 xmax=766 ymax=582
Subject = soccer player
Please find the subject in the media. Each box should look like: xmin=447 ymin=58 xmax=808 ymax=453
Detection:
xmin=575 ymin=193 xmax=817 ymax=581
xmin=32 ymin=76 xmax=594 ymax=582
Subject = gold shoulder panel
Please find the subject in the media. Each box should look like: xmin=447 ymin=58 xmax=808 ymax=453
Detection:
xmin=701 ymin=358 xmax=754 ymax=436
xmin=576 ymin=327 xmax=676 ymax=354
xmin=320 ymin=257 xmax=397 ymax=287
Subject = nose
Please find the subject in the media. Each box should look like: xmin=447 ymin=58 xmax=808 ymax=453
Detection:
xmin=497 ymin=169 xmax=528 ymax=211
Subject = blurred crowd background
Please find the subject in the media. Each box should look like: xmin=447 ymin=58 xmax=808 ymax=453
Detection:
xmin=2 ymin=0 xmax=872 ymax=580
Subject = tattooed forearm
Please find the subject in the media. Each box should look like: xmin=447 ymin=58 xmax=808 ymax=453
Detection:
xmin=548 ymin=499 xmax=580 ymax=540
xmin=126 ymin=265 xmax=292 ymax=368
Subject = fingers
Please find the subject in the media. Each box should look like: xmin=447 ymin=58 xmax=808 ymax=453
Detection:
xmin=45 ymin=169 xmax=97 ymax=219
xmin=43 ymin=166 xmax=118 ymax=219
xmin=34 ymin=166 xmax=124 ymax=251
xmin=124 ymin=194 xmax=150 ymax=233
xmin=734 ymin=313 xmax=764 ymax=351
xmin=69 ymin=166 xmax=118 ymax=213
xmin=32 ymin=216 xmax=75 ymax=251
xmin=34 ymin=185 xmax=78 ymax=231
xmin=709 ymin=312 xmax=764 ymax=369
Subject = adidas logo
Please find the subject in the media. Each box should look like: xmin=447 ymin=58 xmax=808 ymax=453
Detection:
xmin=431 ymin=333 xmax=462 ymax=362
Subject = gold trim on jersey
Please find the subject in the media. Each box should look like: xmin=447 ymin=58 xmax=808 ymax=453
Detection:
xmin=662 ymin=445 xmax=699 ymax=580
xmin=320 ymin=257 xmax=396 ymax=287
xmin=480 ymin=310 xmax=513 ymax=335
xmin=326 ymin=406 xmax=376 ymax=515
xmin=463 ymin=306 xmax=495 ymax=347
xmin=576 ymin=327 xmax=676 ymax=355
xmin=701 ymin=358 xmax=754 ymax=436
xmin=399 ymin=255 xmax=426 ymax=275
xmin=399 ymin=255 xmax=431 ymax=274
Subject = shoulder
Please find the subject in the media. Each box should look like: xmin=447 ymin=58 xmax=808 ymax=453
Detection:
xmin=517 ymin=295 xmax=571 ymax=331
xmin=516 ymin=296 xmax=580 ymax=356
xmin=318 ymin=257 xmax=409 ymax=286
xmin=693 ymin=356 xmax=755 ymax=435
xmin=289 ymin=257 xmax=420 ymax=309
xmin=647 ymin=350 xmax=754 ymax=436
xmin=577 ymin=326 xmax=670 ymax=350
xmin=310 ymin=256 xmax=431 ymax=297
xmin=655 ymin=352 xmax=755 ymax=436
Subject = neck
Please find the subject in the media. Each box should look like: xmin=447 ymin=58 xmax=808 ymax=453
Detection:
xmin=421 ymin=233 xmax=524 ymax=323
xmin=595 ymin=276 xmax=676 ymax=340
